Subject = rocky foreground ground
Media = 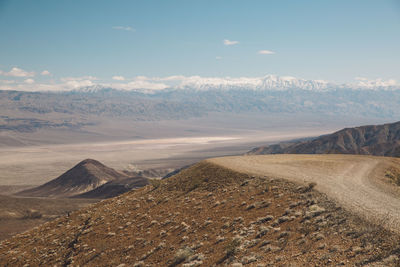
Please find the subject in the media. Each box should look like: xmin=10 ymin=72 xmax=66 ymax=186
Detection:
xmin=1 ymin=161 xmax=400 ymax=266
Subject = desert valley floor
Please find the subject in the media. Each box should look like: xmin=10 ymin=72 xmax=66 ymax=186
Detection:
xmin=0 ymin=129 xmax=331 ymax=191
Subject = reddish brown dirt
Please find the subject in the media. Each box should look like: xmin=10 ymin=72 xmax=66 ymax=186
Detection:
xmin=0 ymin=161 xmax=399 ymax=266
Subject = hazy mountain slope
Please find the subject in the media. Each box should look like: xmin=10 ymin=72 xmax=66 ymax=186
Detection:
xmin=1 ymin=85 xmax=400 ymax=148
xmin=1 ymin=85 xmax=400 ymax=133
xmin=248 ymin=121 xmax=400 ymax=157
xmin=16 ymin=159 xmax=128 ymax=198
xmin=1 ymin=160 xmax=399 ymax=266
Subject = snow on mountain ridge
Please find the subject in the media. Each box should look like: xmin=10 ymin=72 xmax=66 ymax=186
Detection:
xmin=71 ymin=75 xmax=399 ymax=93
xmin=177 ymin=75 xmax=332 ymax=91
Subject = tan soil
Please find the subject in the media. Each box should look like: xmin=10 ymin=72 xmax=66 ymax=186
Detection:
xmin=210 ymin=154 xmax=400 ymax=233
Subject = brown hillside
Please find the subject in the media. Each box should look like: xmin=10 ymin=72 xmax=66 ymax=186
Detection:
xmin=248 ymin=121 xmax=400 ymax=157
xmin=0 ymin=195 xmax=95 ymax=241
xmin=16 ymin=159 xmax=128 ymax=198
xmin=1 ymin=161 xmax=399 ymax=266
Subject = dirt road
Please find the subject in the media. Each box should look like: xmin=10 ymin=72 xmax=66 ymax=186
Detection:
xmin=210 ymin=154 xmax=400 ymax=232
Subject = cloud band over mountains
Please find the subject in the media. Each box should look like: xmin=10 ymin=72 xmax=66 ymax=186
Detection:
xmin=0 ymin=67 xmax=398 ymax=92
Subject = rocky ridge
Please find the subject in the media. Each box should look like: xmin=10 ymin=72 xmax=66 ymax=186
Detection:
xmin=1 ymin=161 xmax=399 ymax=266
xmin=248 ymin=121 xmax=400 ymax=157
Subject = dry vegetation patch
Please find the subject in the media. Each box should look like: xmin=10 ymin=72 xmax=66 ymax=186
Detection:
xmin=385 ymin=167 xmax=400 ymax=186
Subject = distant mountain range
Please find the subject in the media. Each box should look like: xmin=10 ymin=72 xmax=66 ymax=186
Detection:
xmin=248 ymin=121 xmax=400 ymax=157
xmin=16 ymin=159 xmax=149 ymax=199
xmin=2 ymin=82 xmax=400 ymax=123
xmin=1 ymin=75 xmax=400 ymax=144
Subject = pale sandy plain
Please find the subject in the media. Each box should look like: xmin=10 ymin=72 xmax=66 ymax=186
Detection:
xmin=211 ymin=154 xmax=400 ymax=233
xmin=0 ymin=129 xmax=331 ymax=192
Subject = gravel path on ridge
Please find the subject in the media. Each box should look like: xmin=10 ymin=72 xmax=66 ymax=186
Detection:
xmin=210 ymin=154 xmax=400 ymax=232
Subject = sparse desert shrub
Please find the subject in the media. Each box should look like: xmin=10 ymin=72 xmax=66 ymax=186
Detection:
xmin=385 ymin=170 xmax=400 ymax=186
xmin=264 ymin=184 xmax=269 ymax=192
xmin=21 ymin=209 xmax=42 ymax=219
xmin=160 ymin=230 xmax=167 ymax=237
xmin=394 ymin=175 xmax=400 ymax=186
xmin=133 ymin=261 xmax=144 ymax=267
xmin=213 ymin=201 xmax=220 ymax=207
xmin=168 ymin=247 xmax=193 ymax=267
xmin=203 ymin=219 xmax=213 ymax=227
xmin=217 ymin=237 xmax=242 ymax=264
xmin=307 ymin=182 xmax=317 ymax=191
xmin=222 ymin=222 xmax=230 ymax=229
xmin=225 ymin=237 xmax=241 ymax=257
xmin=245 ymin=203 xmax=256 ymax=210
xmin=297 ymin=182 xmax=317 ymax=193
xmin=241 ymin=254 xmax=257 ymax=264
xmin=215 ymin=235 xmax=225 ymax=244
xmin=187 ymin=177 xmax=202 ymax=192
xmin=149 ymin=179 xmax=162 ymax=189
xmin=150 ymin=220 xmax=158 ymax=226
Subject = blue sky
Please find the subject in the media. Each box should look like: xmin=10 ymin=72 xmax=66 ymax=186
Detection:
xmin=0 ymin=0 xmax=399 ymax=90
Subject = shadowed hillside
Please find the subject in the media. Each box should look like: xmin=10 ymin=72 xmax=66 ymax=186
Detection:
xmin=16 ymin=159 xmax=130 ymax=198
xmin=1 ymin=161 xmax=399 ymax=266
xmin=73 ymin=177 xmax=149 ymax=199
xmin=248 ymin=121 xmax=400 ymax=157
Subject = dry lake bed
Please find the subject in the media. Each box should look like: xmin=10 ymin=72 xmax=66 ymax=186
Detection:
xmin=0 ymin=129 xmax=330 ymax=193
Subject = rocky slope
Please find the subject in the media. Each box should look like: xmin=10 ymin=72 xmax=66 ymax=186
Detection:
xmin=1 ymin=161 xmax=399 ymax=266
xmin=248 ymin=121 xmax=400 ymax=157
xmin=16 ymin=159 xmax=132 ymax=198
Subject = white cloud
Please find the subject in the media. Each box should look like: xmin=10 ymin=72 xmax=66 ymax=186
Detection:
xmin=59 ymin=76 xmax=98 ymax=89
xmin=41 ymin=70 xmax=51 ymax=76
xmin=133 ymin=76 xmax=149 ymax=81
xmin=216 ymin=56 xmax=222 ymax=60
xmin=24 ymin=78 xmax=35 ymax=84
xmin=175 ymin=75 xmax=262 ymax=88
xmin=127 ymin=80 xmax=168 ymax=90
xmin=258 ymin=50 xmax=275 ymax=55
xmin=112 ymin=26 xmax=135 ymax=32
xmin=353 ymin=77 xmax=398 ymax=88
xmin=155 ymin=75 xmax=186 ymax=81
xmin=108 ymin=80 xmax=169 ymax=91
xmin=223 ymin=39 xmax=239 ymax=46
xmin=65 ymin=79 xmax=94 ymax=89
xmin=61 ymin=76 xmax=97 ymax=82
xmin=0 ymin=74 xmax=97 ymax=92
xmin=112 ymin=76 xmax=125 ymax=81
xmin=0 ymin=67 xmax=35 ymax=77
xmin=0 ymin=79 xmax=16 ymax=84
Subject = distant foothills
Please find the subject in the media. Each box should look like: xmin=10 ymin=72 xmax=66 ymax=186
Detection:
xmin=248 ymin=121 xmax=400 ymax=158
xmin=16 ymin=159 xmax=149 ymax=199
